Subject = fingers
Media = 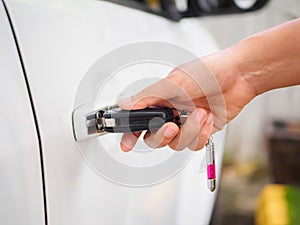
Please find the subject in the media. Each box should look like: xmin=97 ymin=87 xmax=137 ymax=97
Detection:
xmin=120 ymin=131 xmax=142 ymax=152
xmin=143 ymin=108 xmax=212 ymax=151
xmin=120 ymin=123 xmax=179 ymax=151
xmin=143 ymin=122 xmax=179 ymax=148
xmin=118 ymin=78 xmax=179 ymax=110
xmin=168 ymin=108 xmax=208 ymax=151
xmin=120 ymin=109 xmax=213 ymax=152
xmin=188 ymin=113 xmax=213 ymax=150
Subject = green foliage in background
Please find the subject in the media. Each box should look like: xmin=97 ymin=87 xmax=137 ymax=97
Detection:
xmin=286 ymin=186 xmax=300 ymax=225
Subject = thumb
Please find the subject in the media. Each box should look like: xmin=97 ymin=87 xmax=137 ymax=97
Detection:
xmin=118 ymin=78 xmax=179 ymax=110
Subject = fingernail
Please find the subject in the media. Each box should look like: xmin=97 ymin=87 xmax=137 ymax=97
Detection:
xmin=195 ymin=110 xmax=206 ymax=123
xmin=164 ymin=126 xmax=177 ymax=138
xmin=206 ymin=113 xmax=213 ymax=124
xmin=120 ymin=143 xmax=131 ymax=152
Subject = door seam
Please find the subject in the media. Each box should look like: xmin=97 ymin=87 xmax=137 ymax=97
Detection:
xmin=1 ymin=1 xmax=48 ymax=225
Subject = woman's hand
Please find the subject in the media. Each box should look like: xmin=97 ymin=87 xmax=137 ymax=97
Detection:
xmin=118 ymin=18 xmax=300 ymax=152
xmin=118 ymin=47 xmax=257 ymax=152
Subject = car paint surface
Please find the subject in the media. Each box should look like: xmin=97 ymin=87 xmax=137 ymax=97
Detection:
xmin=0 ymin=2 xmax=45 ymax=224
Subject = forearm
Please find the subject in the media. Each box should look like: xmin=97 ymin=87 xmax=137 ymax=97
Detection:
xmin=232 ymin=18 xmax=300 ymax=95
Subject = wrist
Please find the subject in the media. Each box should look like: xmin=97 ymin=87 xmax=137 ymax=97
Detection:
xmin=232 ymin=36 xmax=275 ymax=96
xmin=203 ymin=46 xmax=256 ymax=96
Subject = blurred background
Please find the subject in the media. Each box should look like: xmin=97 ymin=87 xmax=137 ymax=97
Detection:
xmin=197 ymin=1 xmax=300 ymax=224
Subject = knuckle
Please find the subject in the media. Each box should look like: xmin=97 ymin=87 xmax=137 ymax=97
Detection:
xmin=166 ymin=68 xmax=183 ymax=83
xmin=168 ymin=68 xmax=181 ymax=76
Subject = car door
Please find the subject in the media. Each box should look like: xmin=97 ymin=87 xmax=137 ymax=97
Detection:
xmin=0 ymin=2 xmax=45 ymax=225
xmin=4 ymin=0 xmax=226 ymax=225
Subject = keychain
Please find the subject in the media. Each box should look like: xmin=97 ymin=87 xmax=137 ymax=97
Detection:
xmin=206 ymin=136 xmax=216 ymax=192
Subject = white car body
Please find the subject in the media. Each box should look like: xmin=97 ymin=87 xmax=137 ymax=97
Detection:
xmin=0 ymin=0 xmax=225 ymax=224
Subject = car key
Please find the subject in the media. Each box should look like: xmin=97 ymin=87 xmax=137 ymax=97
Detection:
xmin=85 ymin=105 xmax=184 ymax=135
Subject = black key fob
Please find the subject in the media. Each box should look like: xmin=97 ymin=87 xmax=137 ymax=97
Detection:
xmin=103 ymin=107 xmax=179 ymax=133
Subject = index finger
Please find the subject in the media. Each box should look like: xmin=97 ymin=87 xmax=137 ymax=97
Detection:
xmin=118 ymin=77 xmax=179 ymax=110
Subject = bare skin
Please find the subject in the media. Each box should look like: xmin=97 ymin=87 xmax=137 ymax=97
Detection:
xmin=118 ymin=18 xmax=300 ymax=152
